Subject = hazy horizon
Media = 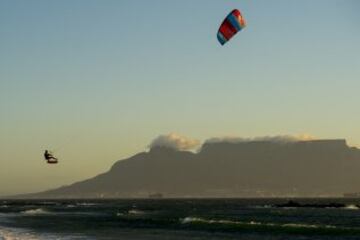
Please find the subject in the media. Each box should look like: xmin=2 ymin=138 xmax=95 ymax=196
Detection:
xmin=8 ymin=137 xmax=360 ymax=199
xmin=1 ymin=0 xmax=360 ymax=196
xmin=1 ymin=135 xmax=359 ymax=198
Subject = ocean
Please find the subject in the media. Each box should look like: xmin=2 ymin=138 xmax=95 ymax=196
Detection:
xmin=1 ymin=198 xmax=360 ymax=240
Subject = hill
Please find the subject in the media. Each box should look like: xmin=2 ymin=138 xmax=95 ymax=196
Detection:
xmin=20 ymin=139 xmax=360 ymax=198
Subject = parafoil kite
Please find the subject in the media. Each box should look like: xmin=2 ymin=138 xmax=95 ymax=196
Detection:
xmin=217 ymin=9 xmax=246 ymax=45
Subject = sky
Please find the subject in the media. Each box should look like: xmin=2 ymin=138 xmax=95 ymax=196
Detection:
xmin=0 ymin=0 xmax=359 ymax=196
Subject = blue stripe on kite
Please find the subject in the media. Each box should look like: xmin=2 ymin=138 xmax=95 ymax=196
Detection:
xmin=227 ymin=13 xmax=241 ymax=32
xmin=217 ymin=32 xmax=227 ymax=45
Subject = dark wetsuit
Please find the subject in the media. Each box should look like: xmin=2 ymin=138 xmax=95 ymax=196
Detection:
xmin=44 ymin=150 xmax=57 ymax=160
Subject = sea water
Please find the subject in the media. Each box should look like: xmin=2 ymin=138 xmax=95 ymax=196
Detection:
xmin=1 ymin=198 xmax=360 ymax=240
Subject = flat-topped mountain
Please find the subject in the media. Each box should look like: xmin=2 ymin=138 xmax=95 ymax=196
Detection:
xmin=20 ymin=139 xmax=360 ymax=198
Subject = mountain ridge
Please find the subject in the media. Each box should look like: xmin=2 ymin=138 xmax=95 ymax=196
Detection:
xmin=14 ymin=139 xmax=360 ymax=198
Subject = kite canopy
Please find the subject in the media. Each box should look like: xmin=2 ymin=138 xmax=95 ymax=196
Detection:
xmin=217 ymin=9 xmax=246 ymax=45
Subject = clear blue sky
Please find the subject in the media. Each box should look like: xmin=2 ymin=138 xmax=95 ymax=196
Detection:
xmin=0 ymin=0 xmax=359 ymax=195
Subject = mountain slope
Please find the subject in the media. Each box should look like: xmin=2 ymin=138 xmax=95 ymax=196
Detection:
xmin=23 ymin=139 xmax=360 ymax=198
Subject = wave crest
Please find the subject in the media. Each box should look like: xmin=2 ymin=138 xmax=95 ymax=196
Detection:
xmin=21 ymin=208 xmax=50 ymax=215
xmin=117 ymin=209 xmax=146 ymax=217
xmin=344 ymin=204 xmax=359 ymax=210
xmin=180 ymin=216 xmax=360 ymax=234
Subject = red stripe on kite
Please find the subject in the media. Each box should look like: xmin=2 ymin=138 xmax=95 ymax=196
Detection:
xmin=220 ymin=19 xmax=237 ymax=40
xmin=231 ymin=9 xmax=241 ymax=18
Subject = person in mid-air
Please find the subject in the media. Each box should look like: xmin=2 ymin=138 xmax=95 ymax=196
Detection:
xmin=44 ymin=150 xmax=57 ymax=161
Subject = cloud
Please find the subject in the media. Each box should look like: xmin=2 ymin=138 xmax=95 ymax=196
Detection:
xmin=148 ymin=133 xmax=317 ymax=151
xmin=205 ymin=134 xmax=316 ymax=144
xmin=149 ymin=133 xmax=201 ymax=151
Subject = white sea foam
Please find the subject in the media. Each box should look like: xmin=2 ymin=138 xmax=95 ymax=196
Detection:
xmin=181 ymin=217 xmax=204 ymax=224
xmin=66 ymin=204 xmax=76 ymax=208
xmin=282 ymin=223 xmax=319 ymax=228
xmin=76 ymin=203 xmax=97 ymax=206
xmin=180 ymin=216 xmax=339 ymax=230
xmin=21 ymin=208 xmax=50 ymax=215
xmin=116 ymin=209 xmax=146 ymax=217
xmin=344 ymin=204 xmax=359 ymax=210
xmin=181 ymin=216 xmax=261 ymax=225
xmin=252 ymin=205 xmax=272 ymax=209
xmin=127 ymin=209 xmax=145 ymax=215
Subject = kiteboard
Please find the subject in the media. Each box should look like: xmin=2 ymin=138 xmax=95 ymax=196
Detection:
xmin=47 ymin=159 xmax=58 ymax=164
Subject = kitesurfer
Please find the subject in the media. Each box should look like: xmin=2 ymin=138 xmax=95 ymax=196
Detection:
xmin=44 ymin=150 xmax=57 ymax=161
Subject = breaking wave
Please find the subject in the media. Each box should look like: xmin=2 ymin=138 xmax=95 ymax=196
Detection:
xmin=75 ymin=203 xmax=98 ymax=207
xmin=127 ymin=209 xmax=145 ymax=215
xmin=344 ymin=204 xmax=359 ymax=210
xmin=21 ymin=208 xmax=51 ymax=215
xmin=117 ymin=209 xmax=146 ymax=217
xmin=180 ymin=216 xmax=360 ymax=235
xmin=65 ymin=204 xmax=76 ymax=208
